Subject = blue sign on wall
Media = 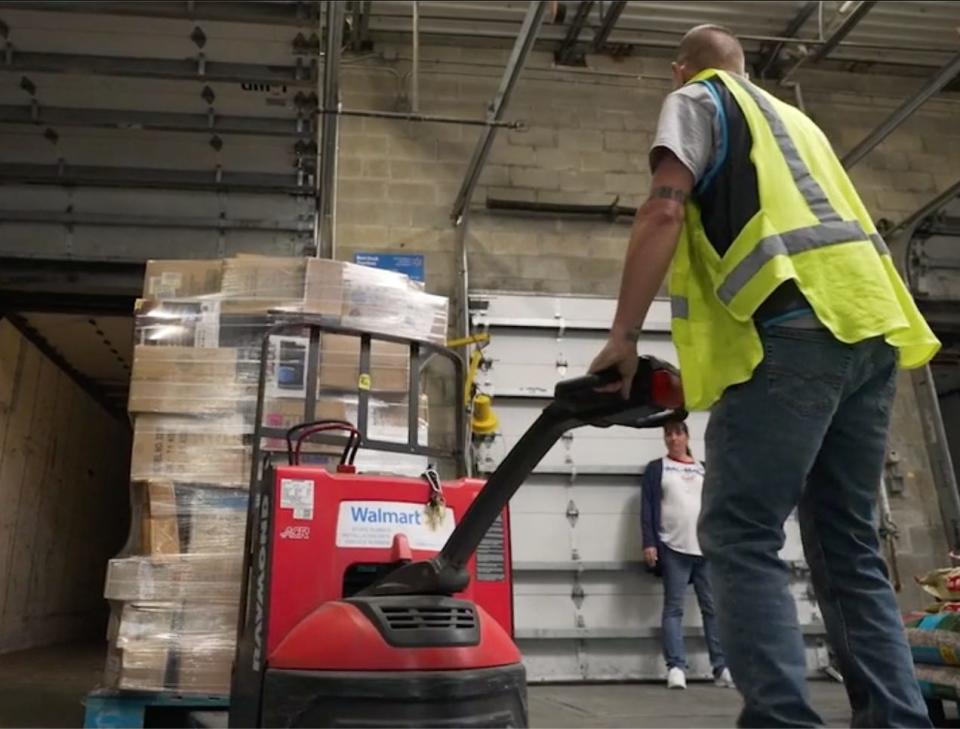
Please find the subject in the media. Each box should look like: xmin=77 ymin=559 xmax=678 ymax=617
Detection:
xmin=353 ymin=252 xmax=425 ymax=282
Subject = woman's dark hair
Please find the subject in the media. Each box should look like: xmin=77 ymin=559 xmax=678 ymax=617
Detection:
xmin=663 ymin=421 xmax=688 ymax=436
xmin=664 ymin=421 xmax=693 ymax=457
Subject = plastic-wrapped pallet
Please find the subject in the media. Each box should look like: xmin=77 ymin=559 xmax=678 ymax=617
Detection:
xmin=101 ymin=253 xmax=450 ymax=697
xmin=217 ymin=255 xmax=449 ymax=345
xmin=104 ymin=602 xmax=238 ymax=694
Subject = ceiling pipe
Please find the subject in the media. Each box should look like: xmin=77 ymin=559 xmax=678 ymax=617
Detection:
xmin=450 ymin=1 xmax=546 ymax=223
xmin=756 ymin=0 xmax=818 ymax=79
xmin=843 ymin=50 xmax=960 ymax=169
xmin=411 ymin=0 xmax=421 ymax=112
xmin=317 ymin=0 xmax=345 ymax=259
xmin=808 ymin=0 xmax=877 ymax=63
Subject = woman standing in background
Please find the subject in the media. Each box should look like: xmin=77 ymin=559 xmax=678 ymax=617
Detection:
xmin=641 ymin=421 xmax=733 ymax=690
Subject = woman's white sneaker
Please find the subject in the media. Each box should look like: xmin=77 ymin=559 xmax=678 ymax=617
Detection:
xmin=715 ymin=667 xmax=734 ymax=688
xmin=667 ymin=667 xmax=687 ymax=689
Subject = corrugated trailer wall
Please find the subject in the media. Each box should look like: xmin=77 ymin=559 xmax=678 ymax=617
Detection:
xmin=0 ymin=319 xmax=131 ymax=653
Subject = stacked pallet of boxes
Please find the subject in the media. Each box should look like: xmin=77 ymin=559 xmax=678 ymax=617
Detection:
xmin=905 ymin=567 xmax=960 ymax=704
xmin=102 ymin=255 xmax=448 ymax=694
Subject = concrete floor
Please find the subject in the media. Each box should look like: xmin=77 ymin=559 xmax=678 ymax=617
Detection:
xmin=528 ymin=681 xmax=851 ymax=728
xmin=0 ymin=642 xmax=106 ymax=728
xmin=0 ymin=642 xmax=853 ymax=728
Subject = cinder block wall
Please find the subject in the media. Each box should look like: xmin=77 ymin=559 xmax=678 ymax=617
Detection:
xmin=334 ymin=43 xmax=960 ymax=610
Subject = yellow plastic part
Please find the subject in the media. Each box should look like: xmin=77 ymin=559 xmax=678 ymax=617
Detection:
xmin=471 ymin=394 xmax=499 ymax=435
xmin=446 ymin=333 xmax=490 ymax=349
xmin=446 ymin=332 xmax=499 ymax=437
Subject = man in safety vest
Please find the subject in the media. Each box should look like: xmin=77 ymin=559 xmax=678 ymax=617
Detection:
xmin=590 ymin=24 xmax=939 ymax=728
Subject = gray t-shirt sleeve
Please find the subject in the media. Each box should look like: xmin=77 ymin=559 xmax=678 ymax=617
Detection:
xmin=649 ymin=84 xmax=718 ymax=184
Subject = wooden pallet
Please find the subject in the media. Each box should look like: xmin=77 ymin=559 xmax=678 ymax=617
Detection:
xmin=82 ymin=689 xmax=228 ymax=728
xmin=924 ymin=695 xmax=960 ymax=728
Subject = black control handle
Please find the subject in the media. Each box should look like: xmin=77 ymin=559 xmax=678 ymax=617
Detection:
xmin=552 ymin=366 xmax=620 ymax=397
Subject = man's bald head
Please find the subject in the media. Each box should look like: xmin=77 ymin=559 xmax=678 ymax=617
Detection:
xmin=674 ymin=24 xmax=745 ymax=82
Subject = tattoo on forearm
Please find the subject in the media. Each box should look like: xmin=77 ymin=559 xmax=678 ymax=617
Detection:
xmin=649 ymin=186 xmax=688 ymax=204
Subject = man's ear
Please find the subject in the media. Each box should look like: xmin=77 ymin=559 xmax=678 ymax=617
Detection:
xmin=671 ymin=61 xmax=683 ymax=89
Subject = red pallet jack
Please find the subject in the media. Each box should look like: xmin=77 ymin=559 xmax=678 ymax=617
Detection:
xmin=227 ymin=318 xmax=686 ymax=728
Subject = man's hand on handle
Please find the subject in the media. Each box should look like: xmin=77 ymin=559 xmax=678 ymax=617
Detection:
xmin=589 ymin=331 xmax=639 ymax=399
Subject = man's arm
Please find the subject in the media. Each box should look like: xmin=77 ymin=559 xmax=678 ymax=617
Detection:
xmin=589 ymin=153 xmax=694 ymax=397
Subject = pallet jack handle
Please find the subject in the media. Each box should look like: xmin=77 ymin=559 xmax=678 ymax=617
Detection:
xmin=361 ymin=355 xmax=687 ymax=597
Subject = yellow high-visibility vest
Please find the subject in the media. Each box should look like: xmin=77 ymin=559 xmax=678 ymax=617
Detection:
xmin=669 ymin=69 xmax=939 ymax=411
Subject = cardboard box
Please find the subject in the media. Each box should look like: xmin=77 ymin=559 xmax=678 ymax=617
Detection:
xmin=143 ymin=259 xmax=222 ymax=299
xmin=104 ymin=555 xmax=243 ymax=603
xmin=130 ymin=414 xmax=250 ymax=486
xmin=261 ymin=397 xmax=352 ymax=455
xmin=145 ymin=480 xmax=178 ymax=518
xmin=108 ymin=644 xmax=233 ymax=694
xmin=338 ymin=262 xmax=449 ymax=344
xmin=264 ymin=336 xmax=310 ymax=399
xmin=183 ymin=487 xmax=248 ymax=555
xmin=262 ymin=333 xmax=411 ymax=396
xmin=131 ymin=481 xmax=247 ymax=556
xmin=141 ymin=516 xmax=180 ymax=556
xmin=132 ymin=346 xmax=238 ymax=382
xmin=262 ymin=394 xmax=429 ymax=450
xmin=108 ymin=602 xmax=237 ymax=694
xmin=318 ymin=334 xmax=410 ymax=392
xmin=134 ymin=481 xmax=181 ymax=556
xmin=302 ymin=257 xmax=347 ymax=318
xmin=128 ymin=346 xmax=251 ymax=415
xmin=134 ymin=299 xmax=221 ymax=348
xmin=220 ymin=256 xmax=307 ymax=315
xmin=106 ymin=644 xmax=169 ymax=692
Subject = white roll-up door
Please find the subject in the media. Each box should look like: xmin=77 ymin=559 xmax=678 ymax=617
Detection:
xmin=470 ymin=292 xmax=829 ymax=682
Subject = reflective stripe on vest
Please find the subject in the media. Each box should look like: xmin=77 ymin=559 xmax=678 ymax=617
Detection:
xmin=716 ymin=221 xmax=890 ymax=305
xmin=670 ymin=295 xmax=689 ymax=320
xmin=670 ymin=75 xmax=891 ymax=320
xmin=731 ymin=76 xmax=841 ymax=224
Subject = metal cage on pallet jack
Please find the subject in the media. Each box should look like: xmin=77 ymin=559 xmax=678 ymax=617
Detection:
xmin=248 ymin=315 xmax=467 ymax=475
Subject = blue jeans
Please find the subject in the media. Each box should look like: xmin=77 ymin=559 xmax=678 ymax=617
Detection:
xmin=698 ymin=325 xmax=931 ymax=728
xmin=660 ymin=545 xmax=726 ymax=675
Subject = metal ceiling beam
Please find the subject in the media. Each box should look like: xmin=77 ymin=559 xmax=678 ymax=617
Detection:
xmin=756 ymin=0 xmax=818 ymax=79
xmin=2 ymin=51 xmax=316 ymax=86
xmin=0 ymin=209 xmax=312 ymax=232
xmin=554 ymin=0 xmax=594 ymax=66
xmin=365 ymin=23 xmax=955 ymax=72
xmin=591 ymin=0 xmax=627 ymax=51
xmin=0 ymin=1 xmax=320 ymax=26
xmin=450 ymin=1 xmax=545 ymax=222
xmin=809 ymin=1 xmax=877 ymax=64
xmin=316 ymin=0 xmax=345 ymax=259
xmin=843 ymin=51 xmax=960 ymax=169
xmin=0 ymin=163 xmax=307 ymax=194
xmin=0 ymin=104 xmax=308 ymax=138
